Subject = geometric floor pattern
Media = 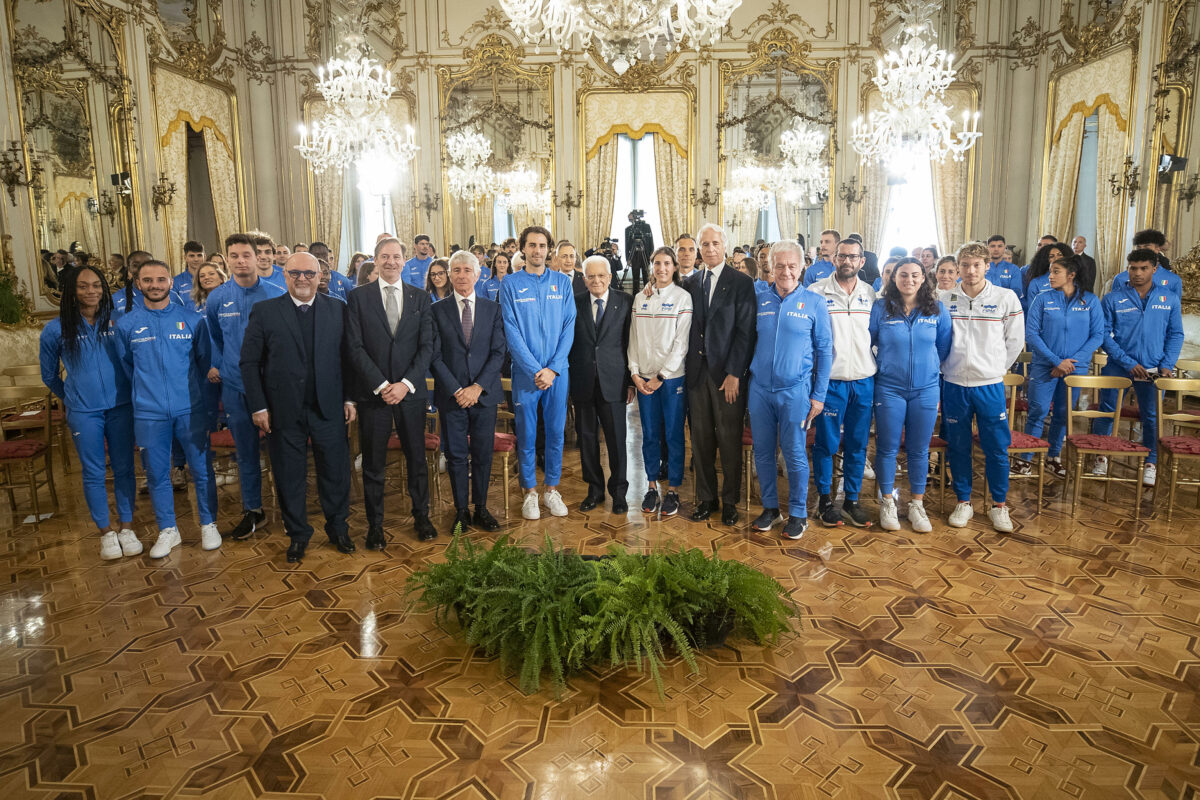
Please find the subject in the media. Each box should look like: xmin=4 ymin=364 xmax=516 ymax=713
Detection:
xmin=2 ymin=418 xmax=1199 ymax=798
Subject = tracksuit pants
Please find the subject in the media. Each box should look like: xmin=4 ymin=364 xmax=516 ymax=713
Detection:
xmin=1025 ymin=370 xmax=1081 ymax=458
xmin=135 ymin=411 xmax=216 ymax=530
xmin=1093 ymin=366 xmax=1159 ymax=462
xmin=221 ymin=385 xmax=263 ymax=510
xmin=813 ymin=377 xmax=874 ymax=500
xmin=67 ymin=404 xmax=136 ymax=530
xmin=512 ymin=373 xmax=569 ymax=489
xmin=637 ymin=376 xmax=686 ymax=487
xmin=873 ymin=383 xmax=940 ymax=497
xmin=749 ymin=382 xmax=811 ymax=517
xmin=943 ymin=381 xmax=1010 ymax=503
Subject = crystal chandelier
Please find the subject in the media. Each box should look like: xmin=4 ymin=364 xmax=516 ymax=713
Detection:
xmin=850 ymin=1 xmax=981 ymax=174
xmin=779 ymin=120 xmax=829 ymax=204
xmin=446 ymin=128 xmax=495 ymax=211
xmin=498 ymin=0 xmax=742 ymax=75
xmin=495 ymin=164 xmax=549 ymax=216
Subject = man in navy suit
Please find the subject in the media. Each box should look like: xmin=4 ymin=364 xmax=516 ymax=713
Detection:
xmin=241 ymin=253 xmax=355 ymax=563
xmin=345 ymin=237 xmax=437 ymax=546
xmin=430 ymin=250 xmax=507 ymax=536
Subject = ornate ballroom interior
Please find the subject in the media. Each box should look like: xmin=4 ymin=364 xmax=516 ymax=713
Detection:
xmin=0 ymin=1 xmax=1198 ymax=798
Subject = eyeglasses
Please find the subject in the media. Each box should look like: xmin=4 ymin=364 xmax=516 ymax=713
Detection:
xmin=428 ymin=271 xmax=447 ymax=279
xmin=833 ymin=253 xmax=863 ymax=261
xmin=286 ymin=270 xmax=317 ymax=279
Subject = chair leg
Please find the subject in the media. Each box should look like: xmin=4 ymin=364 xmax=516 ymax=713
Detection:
xmin=743 ymin=449 xmax=750 ymax=511
xmin=26 ymin=461 xmax=40 ymax=528
xmin=1071 ymin=453 xmax=1083 ymax=516
xmin=45 ymin=454 xmax=57 ymax=511
xmin=1167 ymin=455 xmax=1178 ymax=524
xmin=1135 ymin=459 xmax=1144 ymax=523
xmin=1036 ymin=452 xmax=1044 ymax=512
xmin=504 ymin=456 xmax=510 ymax=519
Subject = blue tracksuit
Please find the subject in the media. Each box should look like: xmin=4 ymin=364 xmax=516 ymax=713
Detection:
xmin=869 ymin=301 xmax=953 ymax=496
xmin=802 ymin=259 xmax=834 ymax=287
xmin=173 ymin=270 xmax=195 ymax=297
xmin=1093 ymin=281 xmax=1185 ymax=462
xmin=259 ymin=265 xmax=285 ymax=288
xmin=326 ymin=269 xmax=351 ymax=301
xmin=112 ymin=286 xmax=185 ymax=313
xmin=475 ymin=275 xmax=500 ymax=302
xmin=205 ymin=276 xmax=284 ymax=510
xmin=987 ymin=260 xmax=1024 ymax=301
xmin=1109 ymin=266 xmax=1182 ymax=301
xmin=114 ymin=303 xmax=216 ymax=530
xmin=753 ymin=279 xmax=770 ymax=295
xmin=403 ymin=256 xmax=433 ymax=289
xmin=1024 ymin=289 xmax=1104 ymax=457
xmin=748 ymin=286 xmax=832 ymax=517
xmin=499 ymin=267 xmax=577 ymax=488
xmin=1022 ymin=273 xmax=1051 ymax=313
xmin=40 ymin=315 xmax=136 ymax=530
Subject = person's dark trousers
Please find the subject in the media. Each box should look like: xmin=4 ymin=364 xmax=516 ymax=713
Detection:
xmin=575 ymin=378 xmax=629 ymax=501
xmin=268 ymin=405 xmax=350 ymax=544
xmin=359 ymin=397 xmax=429 ymax=525
xmin=440 ymin=402 xmax=498 ymax=510
xmin=689 ymin=365 xmax=745 ymax=506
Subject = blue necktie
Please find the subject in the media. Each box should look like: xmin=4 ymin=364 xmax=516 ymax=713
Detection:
xmin=594 ymin=297 xmax=605 ymax=328
xmin=702 ymin=269 xmax=712 ymax=313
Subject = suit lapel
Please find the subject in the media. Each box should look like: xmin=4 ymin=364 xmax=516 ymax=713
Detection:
xmin=279 ymin=295 xmax=304 ymax=354
xmin=449 ymin=295 xmax=467 ymax=348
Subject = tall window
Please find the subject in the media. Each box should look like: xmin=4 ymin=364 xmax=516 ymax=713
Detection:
xmin=339 ymin=163 xmax=394 ymax=262
xmin=493 ymin=198 xmax=516 ymax=243
xmin=1072 ymin=112 xmax=1099 ymax=251
xmin=608 ymin=134 xmax=664 ymax=252
xmin=879 ymin=164 xmax=939 ymax=257
xmin=758 ymin=195 xmax=781 ymax=244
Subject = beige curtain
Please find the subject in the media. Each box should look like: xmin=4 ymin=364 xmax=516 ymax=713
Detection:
xmin=1094 ymin=108 xmax=1125 ymax=289
xmin=860 ymin=161 xmax=891 ymax=251
xmin=313 ymin=168 xmax=344 ymax=262
xmin=203 ymin=127 xmax=238 ymax=244
xmin=1042 ymin=114 xmax=1084 ymax=243
xmin=931 ymin=157 xmax=969 ymax=255
xmin=160 ymin=128 xmax=189 ymax=261
xmin=585 ymin=140 xmax=618 ymax=249
xmin=653 ymin=134 xmax=688 ymax=243
xmin=389 ymin=172 xmax=416 ymax=248
xmin=775 ymin=192 xmax=798 ymax=241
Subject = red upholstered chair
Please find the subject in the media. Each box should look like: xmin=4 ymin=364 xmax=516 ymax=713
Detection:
xmin=1 ymin=364 xmax=70 ymax=472
xmin=493 ymin=432 xmax=516 ymax=518
xmin=387 ymin=431 xmax=442 ymax=509
xmin=1063 ymin=375 xmax=1149 ymax=520
xmin=0 ymin=386 xmax=58 ymax=525
xmin=1154 ymin=378 xmax=1200 ymax=522
xmin=978 ymin=372 xmax=1050 ymax=511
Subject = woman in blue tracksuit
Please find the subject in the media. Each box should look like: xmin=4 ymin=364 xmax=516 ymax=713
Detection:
xmin=114 ymin=260 xmax=219 ymax=559
xmin=39 ymin=266 xmax=138 ymax=560
xmin=1023 ymin=242 xmax=1078 ymax=313
xmin=1023 ymin=254 xmax=1104 ymax=478
xmin=869 ymin=258 xmax=952 ymax=533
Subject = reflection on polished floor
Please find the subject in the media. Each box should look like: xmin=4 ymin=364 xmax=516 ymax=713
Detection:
xmin=1 ymin=419 xmax=1199 ymax=799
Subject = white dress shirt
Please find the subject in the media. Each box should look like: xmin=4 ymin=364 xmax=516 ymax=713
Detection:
xmin=589 ymin=289 xmax=610 ymax=324
xmin=454 ymin=289 xmax=476 ymax=323
xmin=374 ymin=276 xmax=415 ymax=396
xmin=703 ymin=263 xmax=724 ymax=304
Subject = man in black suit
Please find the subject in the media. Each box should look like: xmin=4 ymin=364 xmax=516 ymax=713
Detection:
xmin=241 ymin=253 xmax=355 ymax=563
xmin=685 ymin=223 xmax=757 ymax=526
xmin=430 ymin=250 xmax=507 ymax=536
xmin=570 ymin=255 xmax=634 ymax=513
xmin=848 ymin=233 xmax=880 ymax=285
xmin=345 ymin=236 xmax=437 ymax=545
xmin=554 ymin=241 xmax=586 ymax=296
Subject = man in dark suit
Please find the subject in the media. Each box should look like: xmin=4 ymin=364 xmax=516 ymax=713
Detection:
xmin=685 ymin=223 xmax=757 ymax=526
xmin=430 ymin=250 xmax=507 ymax=536
xmin=345 ymin=236 xmax=437 ymax=545
xmin=849 ymin=233 xmax=880 ymax=285
xmin=570 ymin=255 xmax=634 ymax=513
xmin=241 ymin=253 xmax=355 ymax=563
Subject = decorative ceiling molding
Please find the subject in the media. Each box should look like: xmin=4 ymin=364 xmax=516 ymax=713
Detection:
xmin=1007 ymin=0 xmax=1142 ymax=71
xmin=1155 ymin=0 xmax=1199 ymax=88
xmin=576 ymin=45 xmax=695 ymax=94
xmin=732 ymin=0 xmax=833 ymax=42
xmin=441 ymin=6 xmax=509 ymax=49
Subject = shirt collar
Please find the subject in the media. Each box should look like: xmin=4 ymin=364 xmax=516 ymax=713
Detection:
xmin=705 ymin=263 xmax=724 ymax=280
xmin=378 ymin=275 xmax=404 ymax=293
xmin=589 ymin=289 xmax=610 ymax=306
xmin=455 ymin=289 xmax=476 ymax=305
xmin=289 ymin=293 xmax=313 ymax=308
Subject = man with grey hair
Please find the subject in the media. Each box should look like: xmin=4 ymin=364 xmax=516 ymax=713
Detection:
xmin=684 ymin=223 xmax=757 ymax=525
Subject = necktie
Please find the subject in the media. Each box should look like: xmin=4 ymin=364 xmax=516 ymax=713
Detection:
xmin=461 ymin=298 xmax=473 ymax=345
xmin=298 ymin=303 xmax=310 ymax=314
xmin=594 ymin=297 xmax=605 ymax=328
xmin=702 ymin=269 xmax=712 ymax=313
xmin=384 ymin=285 xmax=399 ymax=334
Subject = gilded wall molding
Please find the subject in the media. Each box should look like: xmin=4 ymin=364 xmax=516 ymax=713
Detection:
xmin=1176 ymin=242 xmax=1200 ymax=315
xmin=732 ymin=0 xmax=833 ymax=42
xmin=441 ymin=6 xmax=509 ymax=48
xmin=1008 ymin=0 xmax=1142 ymax=71
xmin=436 ymin=34 xmax=552 ymax=117
xmin=717 ymin=27 xmax=839 ymax=127
xmin=576 ymin=47 xmax=695 ymax=96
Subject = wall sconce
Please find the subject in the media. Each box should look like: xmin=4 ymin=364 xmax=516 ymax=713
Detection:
xmin=47 ymin=219 xmax=64 ymax=235
xmin=86 ymin=197 xmax=98 ymax=216
xmin=150 ymin=173 xmax=177 ymax=219
xmin=689 ymin=179 xmax=721 ymax=217
xmin=410 ymin=183 xmax=441 ymax=223
xmin=1108 ymin=156 xmax=1140 ymax=206
xmin=552 ymin=181 xmax=583 ymax=220
xmin=811 ymin=189 xmax=830 ymax=206
xmin=96 ymin=190 xmax=117 ymax=219
xmin=838 ymin=177 xmax=868 ymax=213
xmin=1178 ymin=172 xmax=1199 ymax=212
xmin=0 ymin=141 xmax=40 ymax=207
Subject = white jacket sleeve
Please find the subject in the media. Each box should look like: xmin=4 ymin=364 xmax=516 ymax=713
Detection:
xmin=627 ymin=315 xmax=642 ymax=377
xmin=660 ymin=291 xmax=694 ymax=376
xmin=1003 ymin=291 xmax=1025 ymax=368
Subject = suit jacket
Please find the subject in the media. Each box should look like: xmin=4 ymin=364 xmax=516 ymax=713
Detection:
xmin=1078 ymin=252 xmax=1097 ymax=282
xmin=429 ymin=293 xmax=507 ymax=409
xmin=684 ymin=266 xmax=757 ymax=388
xmin=570 ymin=289 xmax=632 ymax=403
xmin=571 ymin=270 xmax=586 ymax=296
xmin=240 ymin=292 xmax=349 ymax=423
xmin=345 ymin=279 xmax=434 ymax=404
xmin=861 ymin=249 xmax=881 ymax=284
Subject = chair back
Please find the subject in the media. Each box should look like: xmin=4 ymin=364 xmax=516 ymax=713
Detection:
xmin=1002 ymin=373 xmax=1025 ymax=431
xmin=0 ymin=386 xmax=52 ymax=441
xmin=1155 ymin=377 xmax=1200 ymax=437
xmin=1090 ymin=350 xmax=1108 ymax=374
xmin=1063 ymin=375 xmax=1130 ymax=436
xmin=1 ymin=364 xmax=42 ymax=378
xmin=498 ymin=377 xmax=514 ymax=431
xmin=1175 ymin=358 xmax=1200 ymax=377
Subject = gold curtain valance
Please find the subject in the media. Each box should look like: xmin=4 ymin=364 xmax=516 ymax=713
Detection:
xmin=159 ymin=110 xmax=235 ymax=160
xmin=1051 ymin=94 xmax=1128 ymax=145
xmin=586 ymin=123 xmax=688 ymax=161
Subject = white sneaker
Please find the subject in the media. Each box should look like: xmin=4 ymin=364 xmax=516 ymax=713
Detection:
xmin=544 ymin=489 xmax=568 ymax=517
xmin=1090 ymin=456 xmax=1108 ymax=476
xmin=908 ymin=500 xmax=932 ymax=533
xmin=99 ymin=531 xmax=122 ymax=560
xmin=200 ymin=523 xmax=222 ymax=551
xmin=149 ymin=527 xmax=181 ymax=558
xmin=879 ymin=496 xmax=900 ymax=531
xmin=988 ymin=504 xmax=1014 ymax=533
xmin=117 ymin=529 xmax=142 ymax=556
xmin=1143 ymin=463 xmax=1156 ymax=486
xmin=1010 ymin=461 xmax=1032 ymax=476
xmin=863 ymin=461 xmax=876 ymax=481
xmin=948 ymin=501 xmax=974 ymax=528
xmin=522 ymin=492 xmax=540 ymax=520
xmin=438 ymin=453 xmax=447 ymax=474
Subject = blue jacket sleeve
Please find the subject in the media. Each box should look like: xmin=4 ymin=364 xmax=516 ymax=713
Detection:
xmin=193 ymin=314 xmax=212 ymax=374
xmin=935 ymin=303 xmax=953 ymax=363
xmin=1100 ymin=295 xmax=1137 ymax=372
xmin=205 ymin=295 xmax=222 ymax=374
xmin=499 ymin=283 xmax=543 ymax=377
xmin=548 ymin=288 xmax=576 ymax=377
xmin=1162 ymin=301 xmax=1185 ymax=370
xmin=868 ymin=302 xmax=881 ymax=349
xmin=113 ymin=321 xmax=134 ymax=381
xmin=1024 ymin=294 xmax=1058 ymax=365
xmin=1069 ymin=296 xmax=1105 ymax=368
xmin=810 ymin=301 xmax=833 ymax=404
xmin=39 ymin=323 xmax=66 ymax=402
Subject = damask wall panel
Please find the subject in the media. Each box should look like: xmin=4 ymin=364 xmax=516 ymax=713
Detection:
xmin=931 ymin=87 xmax=976 ymax=255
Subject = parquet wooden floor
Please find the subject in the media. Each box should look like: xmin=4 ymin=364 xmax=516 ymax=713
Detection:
xmin=2 ymin=412 xmax=1200 ymax=799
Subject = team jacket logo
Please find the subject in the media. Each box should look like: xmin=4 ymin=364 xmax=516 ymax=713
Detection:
xmin=223 ymin=301 xmax=235 ymax=307
xmin=981 ymin=304 xmax=998 ymax=313
xmin=134 ymin=326 xmax=148 ymax=334
xmin=518 ymin=287 xmax=529 ymax=293
xmin=176 ymin=321 xmax=187 ymax=330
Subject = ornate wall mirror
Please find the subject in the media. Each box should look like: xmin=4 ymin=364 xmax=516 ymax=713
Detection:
xmin=437 ymin=34 xmax=553 ymax=249
xmin=718 ymin=28 xmax=837 ymax=249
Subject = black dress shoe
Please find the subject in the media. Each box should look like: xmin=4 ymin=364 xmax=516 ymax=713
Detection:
xmin=473 ymin=507 xmax=500 ymax=531
xmin=450 ymin=509 xmax=472 ymax=537
xmin=414 ymin=513 xmax=438 ymax=542
xmin=365 ymin=525 xmax=386 ymax=551
xmin=690 ymin=501 xmax=715 ymax=521
xmin=579 ymin=495 xmax=603 ymax=512
xmin=721 ymin=503 xmax=740 ymax=526
xmin=286 ymin=540 xmax=306 ymax=563
xmin=612 ymin=499 xmax=628 ymax=514
xmin=332 ymin=533 xmax=356 ymax=554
